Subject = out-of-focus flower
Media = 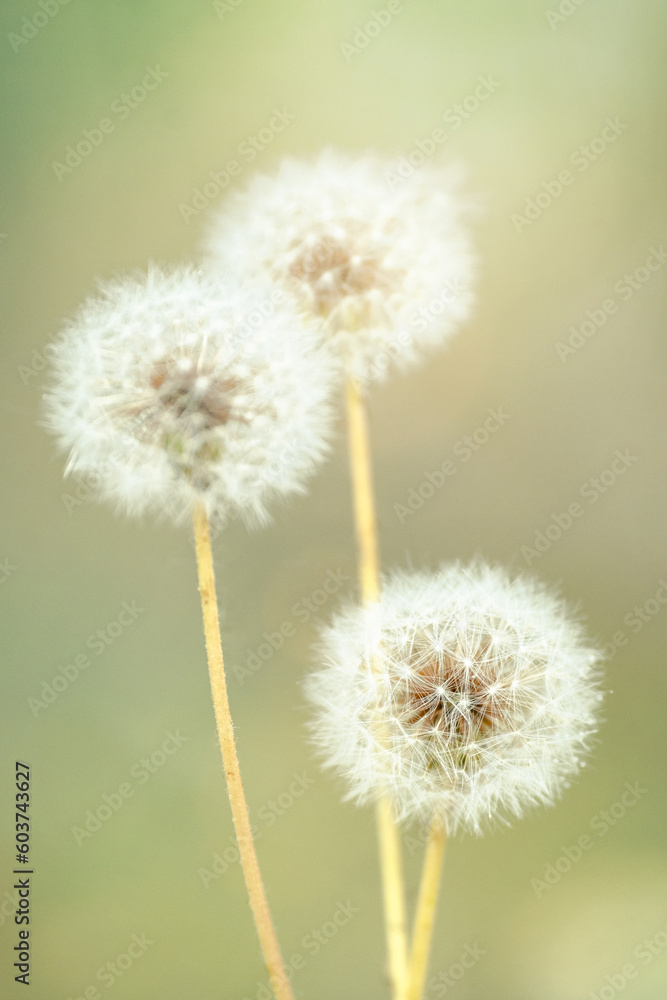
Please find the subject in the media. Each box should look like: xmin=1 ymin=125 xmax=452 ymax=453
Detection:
xmin=44 ymin=265 xmax=335 ymax=527
xmin=205 ymin=150 xmax=476 ymax=383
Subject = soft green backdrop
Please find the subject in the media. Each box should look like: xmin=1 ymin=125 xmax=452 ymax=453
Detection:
xmin=1 ymin=1 xmax=666 ymax=998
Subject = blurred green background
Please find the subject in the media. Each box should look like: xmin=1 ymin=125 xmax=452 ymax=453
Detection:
xmin=1 ymin=1 xmax=666 ymax=997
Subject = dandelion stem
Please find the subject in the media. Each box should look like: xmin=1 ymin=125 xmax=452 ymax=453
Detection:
xmin=406 ymin=818 xmax=447 ymax=1000
xmin=345 ymin=377 xmax=408 ymax=1000
xmin=377 ymin=794 xmax=410 ymax=999
xmin=345 ymin=377 xmax=380 ymax=604
xmin=193 ymin=504 xmax=294 ymax=1000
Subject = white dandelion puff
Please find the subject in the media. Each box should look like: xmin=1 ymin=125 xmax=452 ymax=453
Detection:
xmin=306 ymin=562 xmax=603 ymax=835
xmin=44 ymin=265 xmax=335 ymax=527
xmin=205 ymin=150 xmax=476 ymax=383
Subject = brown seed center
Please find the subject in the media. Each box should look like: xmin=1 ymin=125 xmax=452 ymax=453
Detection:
xmin=396 ymin=634 xmax=510 ymax=747
xmin=148 ymin=355 xmax=241 ymax=429
xmin=287 ymin=234 xmax=392 ymax=318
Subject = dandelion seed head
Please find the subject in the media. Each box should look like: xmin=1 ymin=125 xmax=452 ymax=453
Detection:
xmin=205 ymin=150 xmax=476 ymax=383
xmin=44 ymin=265 xmax=335 ymax=527
xmin=306 ymin=562 xmax=604 ymax=835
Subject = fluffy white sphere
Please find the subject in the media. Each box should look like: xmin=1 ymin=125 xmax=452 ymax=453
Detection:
xmin=44 ymin=265 xmax=335 ymax=527
xmin=205 ymin=150 xmax=476 ymax=383
xmin=306 ymin=563 xmax=603 ymax=835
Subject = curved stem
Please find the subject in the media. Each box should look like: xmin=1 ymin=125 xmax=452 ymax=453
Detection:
xmin=406 ymin=819 xmax=447 ymax=1000
xmin=346 ymin=377 xmax=408 ymax=999
xmin=193 ymin=504 xmax=294 ymax=1000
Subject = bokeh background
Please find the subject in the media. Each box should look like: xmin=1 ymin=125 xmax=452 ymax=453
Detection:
xmin=1 ymin=1 xmax=666 ymax=997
